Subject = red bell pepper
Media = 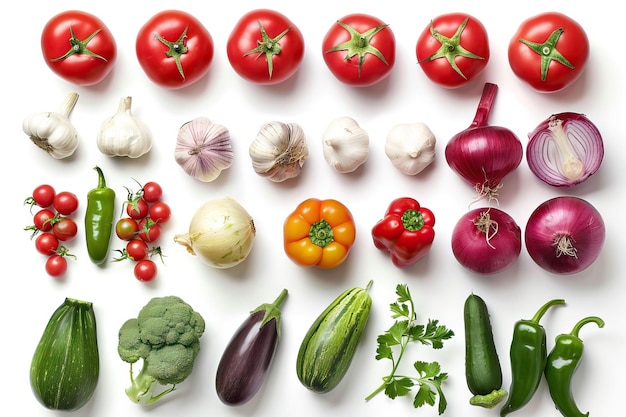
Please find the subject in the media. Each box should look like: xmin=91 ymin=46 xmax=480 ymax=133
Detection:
xmin=371 ymin=197 xmax=435 ymax=268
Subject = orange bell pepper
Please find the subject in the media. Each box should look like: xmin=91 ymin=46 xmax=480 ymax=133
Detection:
xmin=283 ymin=198 xmax=356 ymax=269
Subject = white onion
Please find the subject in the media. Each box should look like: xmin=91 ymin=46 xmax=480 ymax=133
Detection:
xmin=174 ymin=197 xmax=255 ymax=269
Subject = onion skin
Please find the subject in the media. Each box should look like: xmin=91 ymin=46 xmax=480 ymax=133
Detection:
xmin=445 ymin=83 xmax=523 ymax=200
xmin=525 ymin=196 xmax=605 ymax=274
xmin=451 ymin=207 xmax=522 ymax=274
xmin=526 ymin=112 xmax=604 ymax=187
xmin=216 ymin=289 xmax=287 ymax=406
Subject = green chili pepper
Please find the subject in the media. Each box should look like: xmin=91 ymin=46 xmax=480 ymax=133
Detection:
xmin=500 ymin=298 xmax=565 ymax=417
xmin=545 ymin=316 xmax=604 ymax=417
xmin=84 ymin=166 xmax=116 ymax=265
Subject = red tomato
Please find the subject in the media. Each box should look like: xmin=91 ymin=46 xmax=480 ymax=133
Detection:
xmin=227 ymin=9 xmax=305 ymax=85
xmin=45 ymin=254 xmax=68 ymax=277
xmin=142 ymin=182 xmax=163 ymax=203
xmin=53 ymin=191 xmax=79 ymax=215
xmin=138 ymin=218 xmax=161 ymax=242
xmin=53 ymin=218 xmax=78 ymax=242
xmin=41 ymin=10 xmax=117 ymax=86
xmin=416 ymin=13 xmax=489 ymax=89
xmin=35 ymin=233 xmax=60 ymax=256
xmin=508 ymin=12 xmax=589 ymax=93
xmin=134 ymin=259 xmax=158 ymax=282
xmin=136 ymin=10 xmax=214 ymax=89
xmin=126 ymin=239 xmax=149 ymax=261
xmin=149 ymin=201 xmax=171 ymax=224
xmin=30 ymin=184 xmax=56 ymax=209
xmin=116 ymin=218 xmax=139 ymax=241
xmin=126 ymin=198 xmax=149 ymax=220
xmin=322 ymin=13 xmax=396 ymax=87
xmin=33 ymin=209 xmax=56 ymax=232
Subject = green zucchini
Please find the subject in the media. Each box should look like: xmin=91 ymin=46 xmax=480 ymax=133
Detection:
xmin=464 ymin=293 xmax=507 ymax=408
xmin=296 ymin=280 xmax=373 ymax=393
xmin=30 ymin=298 xmax=99 ymax=411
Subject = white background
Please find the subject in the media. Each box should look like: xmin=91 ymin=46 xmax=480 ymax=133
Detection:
xmin=2 ymin=1 xmax=623 ymax=416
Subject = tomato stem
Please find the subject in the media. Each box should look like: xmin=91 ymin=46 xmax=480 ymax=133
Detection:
xmin=51 ymin=26 xmax=107 ymax=62
xmin=154 ymin=26 xmax=189 ymax=80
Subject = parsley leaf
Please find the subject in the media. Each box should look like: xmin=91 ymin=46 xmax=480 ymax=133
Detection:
xmin=365 ymin=284 xmax=454 ymax=415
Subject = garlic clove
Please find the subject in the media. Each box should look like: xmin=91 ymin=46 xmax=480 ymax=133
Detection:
xmin=249 ymin=121 xmax=308 ymax=182
xmin=385 ymin=122 xmax=436 ymax=175
xmin=322 ymin=116 xmax=369 ymax=173
xmin=97 ymin=96 xmax=153 ymax=158
xmin=23 ymin=92 xmax=80 ymax=159
xmin=175 ymin=117 xmax=233 ymax=182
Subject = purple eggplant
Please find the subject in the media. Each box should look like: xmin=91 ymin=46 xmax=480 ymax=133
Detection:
xmin=215 ymin=288 xmax=288 ymax=406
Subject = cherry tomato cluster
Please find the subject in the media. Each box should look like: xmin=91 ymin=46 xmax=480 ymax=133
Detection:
xmin=41 ymin=9 xmax=589 ymax=93
xmin=113 ymin=181 xmax=171 ymax=282
xmin=24 ymin=184 xmax=80 ymax=278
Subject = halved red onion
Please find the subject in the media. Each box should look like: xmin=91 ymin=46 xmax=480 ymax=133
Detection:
xmin=451 ymin=207 xmax=522 ymax=274
xmin=525 ymin=196 xmax=605 ymax=274
xmin=526 ymin=112 xmax=604 ymax=187
xmin=445 ymin=83 xmax=523 ymax=201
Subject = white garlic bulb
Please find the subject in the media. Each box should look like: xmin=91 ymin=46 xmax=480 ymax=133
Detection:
xmin=97 ymin=96 xmax=153 ymax=158
xmin=322 ymin=116 xmax=369 ymax=173
xmin=385 ymin=122 xmax=436 ymax=175
xmin=175 ymin=117 xmax=233 ymax=182
xmin=249 ymin=121 xmax=308 ymax=182
xmin=22 ymin=92 xmax=80 ymax=159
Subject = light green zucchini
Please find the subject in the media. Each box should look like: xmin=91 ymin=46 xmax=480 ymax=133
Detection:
xmin=30 ymin=298 xmax=99 ymax=411
xmin=296 ymin=280 xmax=373 ymax=393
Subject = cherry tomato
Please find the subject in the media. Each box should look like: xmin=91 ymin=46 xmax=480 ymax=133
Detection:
xmin=53 ymin=191 xmax=79 ymax=215
xmin=116 ymin=217 xmax=139 ymax=241
xmin=508 ymin=12 xmax=589 ymax=93
xmin=138 ymin=218 xmax=161 ymax=243
xmin=126 ymin=239 xmax=149 ymax=261
xmin=35 ymin=233 xmax=60 ymax=255
xmin=126 ymin=198 xmax=149 ymax=220
xmin=45 ymin=254 xmax=68 ymax=277
xmin=33 ymin=209 xmax=56 ymax=232
xmin=416 ymin=13 xmax=490 ymax=89
xmin=41 ymin=10 xmax=117 ymax=86
xmin=29 ymin=184 xmax=56 ymax=208
xmin=134 ymin=259 xmax=158 ymax=282
xmin=53 ymin=218 xmax=78 ymax=242
xmin=136 ymin=10 xmax=214 ymax=89
xmin=149 ymin=201 xmax=171 ymax=224
xmin=322 ymin=13 xmax=396 ymax=87
xmin=142 ymin=181 xmax=163 ymax=203
xmin=227 ymin=9 xmax=305 ymax=85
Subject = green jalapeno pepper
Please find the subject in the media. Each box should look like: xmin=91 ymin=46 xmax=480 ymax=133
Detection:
xmin=500 ymin=298 xmax=565 ymax=417
xmin=545 ymin=316 xmax=604 ymax=417
xmin=84 ymin=166 xmax=116 ymax=265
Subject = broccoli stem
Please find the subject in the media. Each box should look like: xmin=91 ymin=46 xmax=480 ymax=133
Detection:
xmin=126 ymin=361 xmax=177 ymax=405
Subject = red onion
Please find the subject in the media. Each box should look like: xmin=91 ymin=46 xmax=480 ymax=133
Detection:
xmin=445 ymin=82 xmax=523 ymax=201
xmin=525 ymin=196 xmax=605 ymax=275
xmin=526 ymin=112 xmax=604 ymax=187
xmin=451 ymin=207 xmax=522 ymax=274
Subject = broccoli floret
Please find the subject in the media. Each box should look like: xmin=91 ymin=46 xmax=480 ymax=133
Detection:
xmin=118 ymin=296 xmax=205 ymax=405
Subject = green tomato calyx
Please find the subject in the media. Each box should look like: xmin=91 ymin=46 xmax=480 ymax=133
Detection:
xmin=154 ymin=26 xmax=190 ymax=80
xmin=518 ymin=28 xmax=574 ymax=81
xmin=419 ymin=17 xmax=485 ymax=80
xmin=51 ymin=26 xmax=107 ymax=62
xmin=243 ymin=21 xmax=292 ymax=79
xmin=326 ymin=21 xmax=391 ymax=77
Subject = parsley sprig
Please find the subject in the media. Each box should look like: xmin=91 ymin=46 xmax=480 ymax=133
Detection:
xmin=365 ymin=284 xmax=454 ymax=414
